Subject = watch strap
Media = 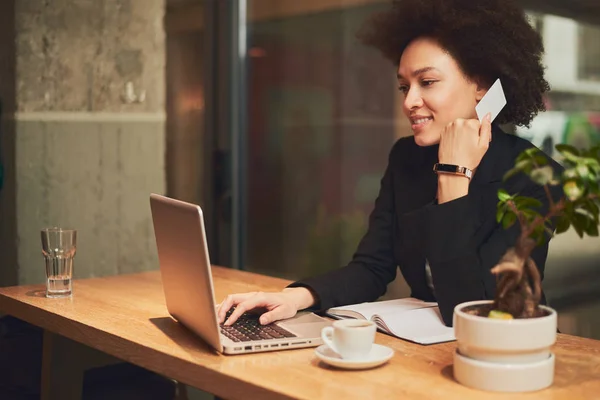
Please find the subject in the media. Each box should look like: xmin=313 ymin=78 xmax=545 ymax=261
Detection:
xmin=433 ymin=163 xmax=473 ymax=180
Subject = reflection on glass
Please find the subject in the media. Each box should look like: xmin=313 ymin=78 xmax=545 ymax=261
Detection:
xmin=166 ymin=2 xmax=205 ymax=205
xmin=517 ymin=15 xmax=600 ymax=159
xmin=245 ymin=2 xmax=401 ymax=279
xmin=579 ymin=23 xmax=600 ymax=82
xmin=241 ymin=2 xmax=600 ymax=319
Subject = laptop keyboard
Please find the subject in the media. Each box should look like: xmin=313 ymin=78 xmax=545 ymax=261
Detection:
xmin=220 ymin=310 xmax=297 ymax=342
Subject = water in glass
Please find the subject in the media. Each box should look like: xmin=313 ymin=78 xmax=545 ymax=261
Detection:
xmin=41 ymin=228 xmax=76 ymax=298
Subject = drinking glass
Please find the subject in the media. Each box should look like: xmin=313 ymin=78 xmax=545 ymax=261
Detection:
xmin=41 ymin=228 xmax=77 ymax=298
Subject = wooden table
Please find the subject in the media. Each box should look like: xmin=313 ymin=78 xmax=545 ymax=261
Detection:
xmin=0 ymin=267 xmax=599 ymax=399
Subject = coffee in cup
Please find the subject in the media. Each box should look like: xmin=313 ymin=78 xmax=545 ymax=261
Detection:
xmin=321 ymin=319 xmax=376 ymax=360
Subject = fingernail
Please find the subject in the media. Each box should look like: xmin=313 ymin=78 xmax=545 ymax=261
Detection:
xmin=485 ymin=113 xmax=491 ymax=122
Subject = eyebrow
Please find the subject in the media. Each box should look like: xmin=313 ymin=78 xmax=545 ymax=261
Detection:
xmin=397 ymin=67 xmax=439 ymax=80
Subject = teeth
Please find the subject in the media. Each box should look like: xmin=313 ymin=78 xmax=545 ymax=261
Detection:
xmin=412 ymin=118 xmax=432 ymax=124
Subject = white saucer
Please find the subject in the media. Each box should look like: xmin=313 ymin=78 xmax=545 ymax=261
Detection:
xmin=314 ymin=344 xmax=394 ymax=370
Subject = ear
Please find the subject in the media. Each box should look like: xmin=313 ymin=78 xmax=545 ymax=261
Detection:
xmin=473 ymin=77 xmax=489 ymax=102
xmin=475 ymin=83 xmax=490 ymax=103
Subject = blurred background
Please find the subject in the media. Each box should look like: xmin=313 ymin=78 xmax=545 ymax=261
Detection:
xmin=1 ymin=0 xmax=599 ymax=343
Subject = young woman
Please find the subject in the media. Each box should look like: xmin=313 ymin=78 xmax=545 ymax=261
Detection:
xmin=217 ymin=0 xmax=563 ymax=327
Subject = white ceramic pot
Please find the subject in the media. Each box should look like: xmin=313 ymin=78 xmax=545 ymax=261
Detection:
xmin=452 ymin=300 xmax=557 ymax=392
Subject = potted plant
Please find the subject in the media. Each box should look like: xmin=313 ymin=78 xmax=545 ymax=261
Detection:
xmin=452 ymin=144 xmax=600 ymax=392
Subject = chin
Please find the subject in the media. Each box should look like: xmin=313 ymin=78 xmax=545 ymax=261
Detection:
xmin=413 ymin=132 xmax=440 ymax=147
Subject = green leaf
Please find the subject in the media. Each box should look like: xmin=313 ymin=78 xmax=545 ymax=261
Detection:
xmin=572 ymin=214 xmax=585 ymax=238
xmin=516 ymin=159 xmax=533 ymax=170
xmin=564 ymin=181 xmax=585 ymax=201
xmin=586 ymin=223 xmax=599 ymax=237
xmin=520 ymin=208 xmax=541 ymax=218
xmin=572 ymin=212 xmax=593 ymax=238
xmin=516 ymin=148 xmax=539 ymax=163
xmin=535 ymin=228 xmax=547 ymax=246
xmin=577 ymin=164 xmax=591 ymax=180
xmin=504 ymin=159 xmax=534 ymax=181
xmin=503 ymin=168 xmax=520 ymax=182
xmin=530 ymin=166 xmax=555 ymax=186
xmin=514 ymin=196 xmax=543 ymax=210
xmin=584 ymin=145 xmax=600 ymax=159
xmin=502 ymin=212 xmax=517 ymax=229
xmin=525 ymin=147 xmax=540 ymax=157
xmin=577 ymin=201 xmax=600 ymax=225
xmin=583 ymin=157 xmax=600 ymax=172
xmin=516 ymin=152 xmax=529 ymax=163
xmin=534 ymin=155 xmax=549 ymax=166
xmin=587 ymin=200 xmax=600 ymax=218
xmin=555 ymin=215 xmax=570 ymax=234
xmin=556 ymin=144 xmax=580 ymax=155
xmin=556 ymin=144 xmax=581 ymax=158
xmin=590 ymin=180 xmax=599 ymax=193
xmin=496 ymin=206 xmax=506 ymax=224
xmin=497 ymin=189 xmax=511 ymax=202
xmin=563 ymin=168 xmax=578 ymax=180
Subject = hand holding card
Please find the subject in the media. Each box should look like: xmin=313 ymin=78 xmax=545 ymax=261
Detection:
xmin=476 ymin=78 xmax=507 ymax=123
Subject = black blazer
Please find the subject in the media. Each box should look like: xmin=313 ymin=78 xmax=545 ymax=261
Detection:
xmin=289 ymin=125 xmax=564 ymax=326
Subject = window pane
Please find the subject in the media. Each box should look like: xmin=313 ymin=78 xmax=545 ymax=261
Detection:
xmin=245 ymin=1 xmax=404 ymax=279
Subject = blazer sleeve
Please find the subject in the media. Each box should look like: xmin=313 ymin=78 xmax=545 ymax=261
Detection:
xmin=287 ymin=141 xmax=400 ymax=310
xmin=425 ymin=174 xmax=564 ymax=326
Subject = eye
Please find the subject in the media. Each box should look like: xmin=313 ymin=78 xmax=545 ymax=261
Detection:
xmin=421 ymin=80 xmax=437 ymax=87
xmin=398 ymin=84 xmax=409 ymax=94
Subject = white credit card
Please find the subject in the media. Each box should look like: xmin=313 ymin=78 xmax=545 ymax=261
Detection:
xmin=475 ymin=78 xmax=507 ymax=123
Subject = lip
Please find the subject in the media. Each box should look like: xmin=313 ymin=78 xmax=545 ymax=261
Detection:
xmin=410 ymin=116 xmax=433 ymax=132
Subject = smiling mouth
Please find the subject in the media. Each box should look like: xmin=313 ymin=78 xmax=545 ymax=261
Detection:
xmin=410 ymin=117 xmax=433 ymax=131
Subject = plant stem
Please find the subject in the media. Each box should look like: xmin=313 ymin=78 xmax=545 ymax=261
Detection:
xmin=523 ymin=199 xmax=565 ymax=238
xmin=543 ymin=184 xmax=555 ymax=209
xmin=507 ymin=200 xmax=527 ymax=231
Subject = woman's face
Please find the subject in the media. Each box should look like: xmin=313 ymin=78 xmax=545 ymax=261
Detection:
xmin=397 ymin=37 xmax=488 ymax=147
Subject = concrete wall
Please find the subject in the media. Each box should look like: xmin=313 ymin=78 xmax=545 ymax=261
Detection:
xmin=0 ymin=0 xmax=166 ymax=286
xmin=16 ymin=0 xmax=165 ymax=113
xmin=14 ymin=115 xmax=164 ymax=283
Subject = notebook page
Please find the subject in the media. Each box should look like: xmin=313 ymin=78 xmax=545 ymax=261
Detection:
xmin=327 ymin=297 xmax=437 ymax=321
xmin=374 ymin=307 xmax=455 ymax=345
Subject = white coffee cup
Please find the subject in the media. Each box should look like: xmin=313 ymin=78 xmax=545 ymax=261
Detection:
xmin=321 ymin=320 xmax=376 ymax=360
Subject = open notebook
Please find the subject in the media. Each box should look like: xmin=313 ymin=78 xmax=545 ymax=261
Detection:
xmin=325 ymin=298 xmax=455 ymax=345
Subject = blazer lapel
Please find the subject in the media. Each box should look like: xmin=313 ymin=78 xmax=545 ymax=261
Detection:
xmin=393 ymin=139 xmax=438 ymax=300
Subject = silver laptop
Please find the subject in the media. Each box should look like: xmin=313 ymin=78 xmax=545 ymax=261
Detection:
xmin=149 ymin=193 xmax=332 ymax=355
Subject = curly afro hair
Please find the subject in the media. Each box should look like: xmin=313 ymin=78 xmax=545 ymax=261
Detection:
xmin=358 ymin=0 xmax=550 ymax=127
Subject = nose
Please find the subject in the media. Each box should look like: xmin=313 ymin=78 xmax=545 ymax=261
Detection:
xmin=403 ymin=87 xmax=423 ymax=112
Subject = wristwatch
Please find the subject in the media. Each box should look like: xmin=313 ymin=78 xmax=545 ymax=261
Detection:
xmin=433 ymin=163 xmax=473 ymax=180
